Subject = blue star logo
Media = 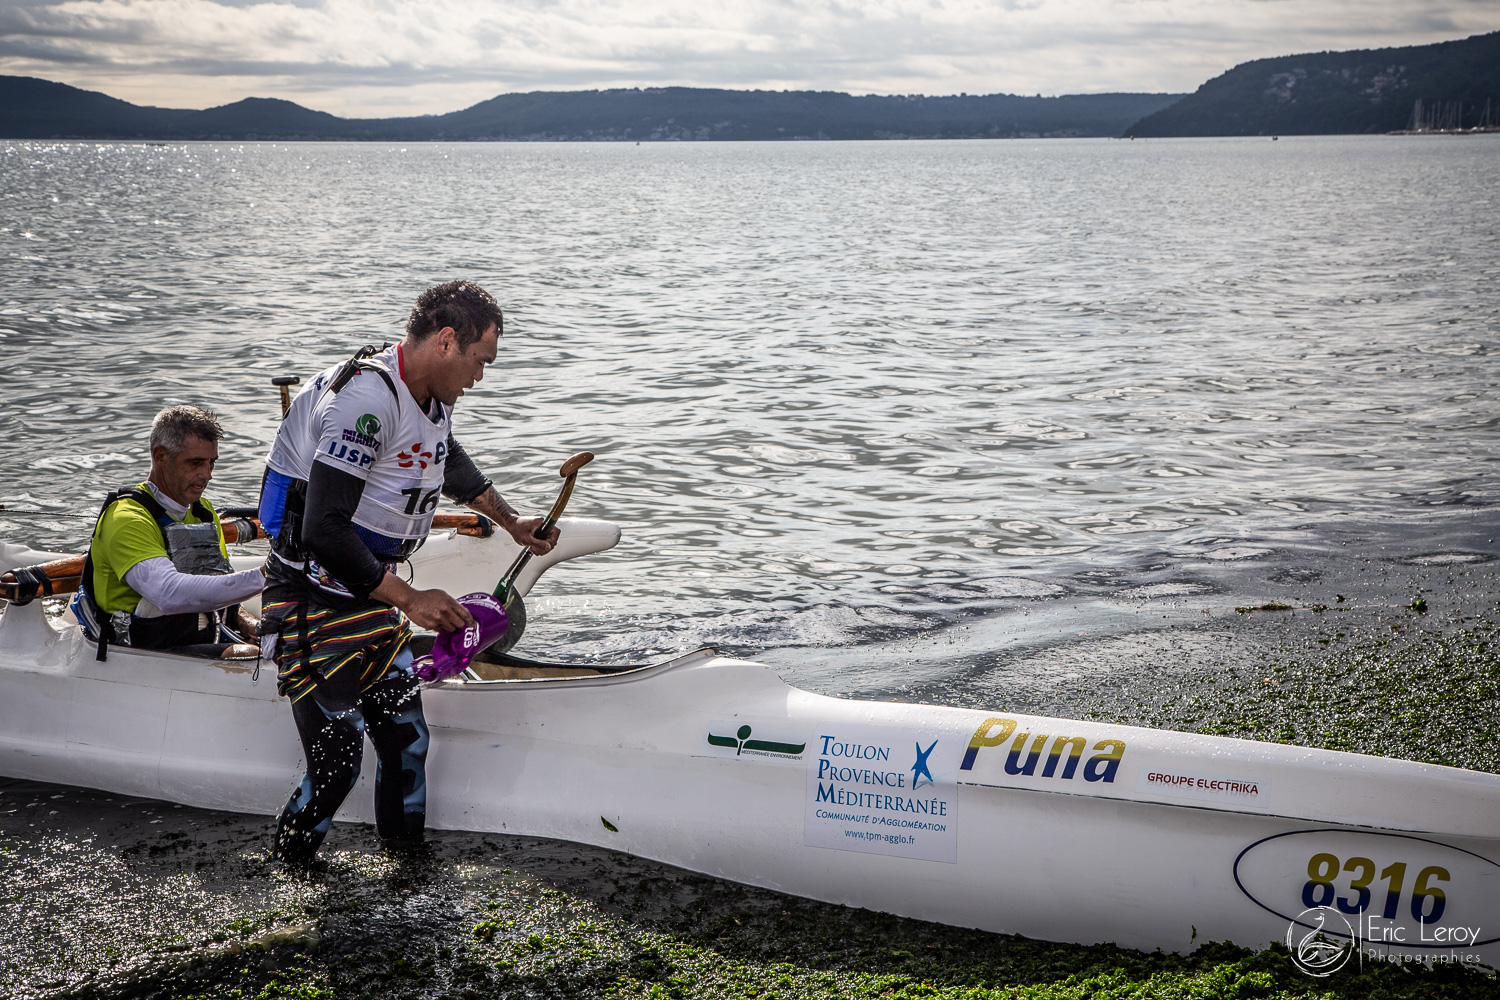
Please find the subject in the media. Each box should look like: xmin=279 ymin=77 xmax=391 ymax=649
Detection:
xmin=912 ymin=739 xmax=937 ymax=789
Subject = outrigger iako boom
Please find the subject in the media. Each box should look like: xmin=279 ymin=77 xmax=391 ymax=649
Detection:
xmin=0 ymin=512 xmax=500 ymax=605
xmin=1 ymin=520 xmax=1498 ymax=967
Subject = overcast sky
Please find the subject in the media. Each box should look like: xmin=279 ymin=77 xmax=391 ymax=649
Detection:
xmin=0 ymin=0 xmax=1495 ymax=117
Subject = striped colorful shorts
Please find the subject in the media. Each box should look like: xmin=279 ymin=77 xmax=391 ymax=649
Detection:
xmin=265 ymin=598 xmax=413 ymax=710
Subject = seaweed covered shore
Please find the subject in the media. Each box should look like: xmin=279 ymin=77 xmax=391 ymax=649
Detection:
xmin=2 ymin=558 xmax=1498 ymax=1000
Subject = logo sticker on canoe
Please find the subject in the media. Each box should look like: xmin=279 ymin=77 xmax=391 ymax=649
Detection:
xmin=805 ymin=724 xmax=961 ymax=864
xmin=1137 ymin=767 xmax=1271 ymax=808
xmin=958 ymin=715 xmax=1126 ymax=785
xmin=700 ymin=721 xmax=808 ymax=761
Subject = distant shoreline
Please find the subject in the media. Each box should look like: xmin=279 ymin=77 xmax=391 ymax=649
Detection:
xmin=0 ymin=78 xmax=1180 ymax=142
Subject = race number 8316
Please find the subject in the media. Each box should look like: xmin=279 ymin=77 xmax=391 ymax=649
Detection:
xmin=1303 ymin=853 xmax=1450 ymax=922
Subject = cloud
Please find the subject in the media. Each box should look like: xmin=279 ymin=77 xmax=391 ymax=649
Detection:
xmin=0 ymin=0 xmax=1495 ymax=115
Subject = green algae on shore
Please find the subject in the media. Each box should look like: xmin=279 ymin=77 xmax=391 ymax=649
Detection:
xmin=1097 ymin=598 xmax=1500 ymax=773
xmin=29 ymin=851 xmax=1496 ymax=1000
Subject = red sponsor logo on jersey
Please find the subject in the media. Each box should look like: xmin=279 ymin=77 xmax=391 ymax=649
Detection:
xmin=397 ymin=442 xmax=435 ymax=469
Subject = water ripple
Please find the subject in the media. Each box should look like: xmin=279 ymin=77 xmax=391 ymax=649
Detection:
xmin=2 ymin=136 xmax=1497 ymax=648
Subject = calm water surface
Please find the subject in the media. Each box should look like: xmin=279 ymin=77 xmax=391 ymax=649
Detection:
xmin=2 ymin=136 xmax=1497 ymax=668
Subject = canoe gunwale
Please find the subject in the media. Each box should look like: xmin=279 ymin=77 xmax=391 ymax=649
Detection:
xmin=440 ymin=646 xmax=722 ymax=690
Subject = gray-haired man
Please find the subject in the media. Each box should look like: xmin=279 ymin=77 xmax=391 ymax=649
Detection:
xmin=72 ymin=404 xmax=264 ymax=659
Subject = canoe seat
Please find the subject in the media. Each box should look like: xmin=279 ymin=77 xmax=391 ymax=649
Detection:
xmin=466 ymin=661 xmax=607 ymax=680
xmin=405 ymin=632 xmax=646 ymax=682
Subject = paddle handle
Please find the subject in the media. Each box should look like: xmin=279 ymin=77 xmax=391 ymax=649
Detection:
xmin=540 ymin=452 xmax=593 ymax=535
xmin=492 ymin=452 xmax=594 ymax=603
xmin=557 ymin=451 xmax=594 ymax=480
xmin=272 ymin=376 xmax=301 ymax=418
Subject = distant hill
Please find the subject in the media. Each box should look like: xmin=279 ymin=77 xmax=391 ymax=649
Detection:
xmin=0 ymin=78 xmax=1181 ymax=141
xmin=1125 ymin=31 xmax=1500 ymax=137
xmin=426 ymin=88 xmax=1181 ymax=141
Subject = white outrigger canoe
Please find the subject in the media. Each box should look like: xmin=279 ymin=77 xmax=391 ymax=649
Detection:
xmin=2 ymin=520 xmax=1498 ymax=970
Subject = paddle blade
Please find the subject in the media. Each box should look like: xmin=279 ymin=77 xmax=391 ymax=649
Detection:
xmin=414 ymin=592 xmax=509 ymax=682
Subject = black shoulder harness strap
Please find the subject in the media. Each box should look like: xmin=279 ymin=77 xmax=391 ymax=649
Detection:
xmin=328 ymin=344 xmax=398 ymax=399
xmin=99 ymin=485 xmax=211 ymax=528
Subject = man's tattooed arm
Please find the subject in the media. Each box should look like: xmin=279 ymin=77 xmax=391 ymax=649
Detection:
xmin=466 ymin=485 xmax=522 ymax=528
xmin=466 ymin=485 xmax=557 ymax=555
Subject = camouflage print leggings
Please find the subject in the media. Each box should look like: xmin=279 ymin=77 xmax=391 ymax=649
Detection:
xmin=272 ymin=649 xmax=429 ymax=864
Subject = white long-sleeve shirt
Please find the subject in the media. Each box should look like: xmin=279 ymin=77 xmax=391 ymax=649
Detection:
xmin=125 ymin=557 xmax=264 ymax=617
xmin=122 ymin=482 xmax=264 ymax=617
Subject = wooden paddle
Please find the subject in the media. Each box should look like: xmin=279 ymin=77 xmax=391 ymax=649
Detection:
xmin=272 ymin=375 xmax=301 ymax=417
xmin=492 ymin=451 xmax=594 ymax=606
xmin=422 ymin=451 xmax=593 ymax=671
xmin=0 ymin=511 xmax=502 ymax=604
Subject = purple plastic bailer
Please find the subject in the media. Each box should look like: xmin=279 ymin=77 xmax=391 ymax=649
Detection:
xmin=412 ymin=592 xmax=509 ymax=683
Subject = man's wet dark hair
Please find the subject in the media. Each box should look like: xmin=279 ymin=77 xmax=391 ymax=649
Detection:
xmin=406 ymin=280 xmax=503 ymax=348
xmin=150 ymin=404 xmax=223 ymax=456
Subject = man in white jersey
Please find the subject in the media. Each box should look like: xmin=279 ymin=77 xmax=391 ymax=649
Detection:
xmin=257 ymin=280 xmax=557 ymax=862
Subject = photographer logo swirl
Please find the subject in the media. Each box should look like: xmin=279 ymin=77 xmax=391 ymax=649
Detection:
xmin=1287 ymin=907 xmax=1354 ymax=977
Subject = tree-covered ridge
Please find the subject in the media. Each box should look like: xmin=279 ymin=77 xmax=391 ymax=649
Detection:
xmin=1125 ymin=30 xmax=1500 ymax=136
xmin=435 ymin=88 xmax=1181 ymax=141
xmin=0 ymin=79 xmax=1180 ymax=141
